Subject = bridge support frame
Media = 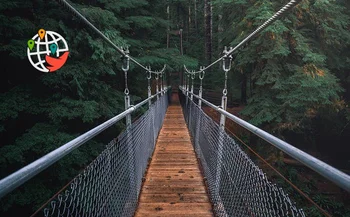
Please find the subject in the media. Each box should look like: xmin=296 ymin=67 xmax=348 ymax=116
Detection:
xmin=195 ymin=68 xmax=205 ymax=153
xmin=214 ymin=49 xmax=232 ymax=212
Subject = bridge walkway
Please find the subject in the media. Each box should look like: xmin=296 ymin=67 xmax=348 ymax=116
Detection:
xmin=134 ymin=97 xmax=213 ymax=217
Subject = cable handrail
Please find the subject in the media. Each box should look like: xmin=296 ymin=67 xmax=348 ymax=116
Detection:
xmin=180 ymin=86 xmax=350 ymax=193
xmin=183 ymin=0 xmax=302 ymax=74
xmin=0 ymin=88 xmax=170 ymax=199
xmin=56 ymin=0 xmax=166 ymax=75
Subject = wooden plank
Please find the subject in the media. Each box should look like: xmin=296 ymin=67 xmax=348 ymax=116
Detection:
xmin=156 ymin=143 xmax=193 ymax=147
xmin=139 ymin=193 xmax=210 ymax=203
xmin=147 ymin=171 xmax=203 ymax=177
xmin=135 ymin=213 xmax=213 ymax=217
xmin=144 ymin=180 xmax=205 ymax=186
xmin=134 ymin=105 xmax=213 ymax=217
xmin=148 ymin=165 xmax=199 ymax=169
xmin=147 ymin=168 xmax=203 ymax=172
xmin=157 ymin=138 xmax=191 ymax=142
xmin=136 ymin=202 xmax=212 ymax=212
xmin=141 ymin=185 xmax=207 ymax=194
xmin=152 ymin=160 xmax=197 ymax=164
xmin=146 ymin=176 xmax=203 ymax=181
xmin=156 ymin=150 xmax=195 ymax=154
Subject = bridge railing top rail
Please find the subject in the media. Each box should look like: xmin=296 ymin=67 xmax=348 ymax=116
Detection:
xmin=0 ymin=88 xmax=170 ymax=199
xmin=180 ymin=86 xmax=350 ymax=193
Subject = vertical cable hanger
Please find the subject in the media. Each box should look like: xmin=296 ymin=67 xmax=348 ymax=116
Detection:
xmin=155 ymin=71 xmax=159 ymax=100
xmin=160 ymin=71 xmax=164 ymax=96
xmin=190 ymin=71 xmax=195 ymax=101
xmin=122 ymin=47 xmax=131 ymax=126
xmin=198 ymin=66 xmax=205 ymax=108
xmin=220 ymin=46 xmax=233 ymax=129
xmin=147 ymin=66 xmax=152 ymax=108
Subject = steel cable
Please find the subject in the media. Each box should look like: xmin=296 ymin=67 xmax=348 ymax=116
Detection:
xmin=56 ymin=0 xmax=165 ymax=74
xmin=184 ymin=0 xmax=302 ymax=74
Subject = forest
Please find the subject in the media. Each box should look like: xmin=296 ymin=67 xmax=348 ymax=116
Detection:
xmin=0 ymin=0 xmax=349 ymax=216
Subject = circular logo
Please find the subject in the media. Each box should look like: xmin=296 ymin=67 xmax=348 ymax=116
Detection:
xmin=27 ymin=29 xmax=69 ymax=73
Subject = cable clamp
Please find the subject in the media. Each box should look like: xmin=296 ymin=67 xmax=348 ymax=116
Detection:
xmin=121 ymin=47 xmax=130 ymax=72
xmin=223 ymin=46 xmax=233 ymax=72
xmin=146 ymin=66 xmax=152 ymax=79
xmin=199 ymin=66 xmax=205 ymax=80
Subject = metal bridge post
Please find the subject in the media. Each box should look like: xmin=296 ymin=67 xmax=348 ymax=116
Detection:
xmin=122 ymin=50 xmax=132 ymax=127
xmin=160 ymin=71 xmax=164 ymax=96
xmin=190 ymin=72 xmax=194 ymax=101
xmin=188 ymin=72 xmax=195 ymax=126
xmin=198 ymin=67 xmax=205 ymax=109
xmin=215 ymin=47 xmax=232 ymax=205
xmin=147 ymin=67 xmax=152 ymax=108
xmin=122 ymin=48 xmax=137 ymax=206
xmin=186 ymin=73 xmax=190 ymax=107
xmin=183 ymin=70 xmax=186 ymax=89
xmin=156 ymin=72 xmax=159 ymax=100
xmin=125 ymin=95 xmax=131 ymax=126
xmin=195 ymin=68 xmax=205 ymax=153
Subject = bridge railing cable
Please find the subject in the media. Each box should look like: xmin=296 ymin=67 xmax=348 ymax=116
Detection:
xmin=179 ymin=90 xmax=306 ymax=216
xmin=180 ymin=86 xmax=350 ymax=192
xmin=0 ymin=88 xmax=170 ymax=200
xmin=34 ymin=92 xmax=169 ymax=217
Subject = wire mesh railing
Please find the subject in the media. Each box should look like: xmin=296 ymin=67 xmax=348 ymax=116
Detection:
xmin=179 ymin=90 xmax=306 ymax=217
xmin=32 ymin=92 xmax=169 ymax=217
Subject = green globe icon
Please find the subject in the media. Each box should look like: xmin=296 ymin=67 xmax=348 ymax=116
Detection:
xmin=27 ymin=30 xmax=69 ymax=73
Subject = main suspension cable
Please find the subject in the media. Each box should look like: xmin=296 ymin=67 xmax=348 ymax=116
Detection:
xmin=184 ymin=0 xmax=302 ymax=73
xmin=56 ymin=0 xmax=165 ymax=74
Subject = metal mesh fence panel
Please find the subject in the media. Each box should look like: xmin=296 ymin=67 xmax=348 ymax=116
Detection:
xmin=179 ymin=90 xmax=306 ymax=217
xmin=40 ymin=93 xmax=168 ymax=217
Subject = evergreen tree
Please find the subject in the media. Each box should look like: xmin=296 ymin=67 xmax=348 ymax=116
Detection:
xmin=0 ymin=0 xmax=196 ymax=215
xmin=217 ymin=0 xmax=348 ymax=135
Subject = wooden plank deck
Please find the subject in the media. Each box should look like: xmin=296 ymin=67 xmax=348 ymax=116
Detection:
xmin=134 ymin=103 xmax=213 ymax=217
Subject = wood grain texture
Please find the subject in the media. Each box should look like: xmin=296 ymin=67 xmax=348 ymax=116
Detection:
xmin=134 ymin=104 xmax=213 ymax=217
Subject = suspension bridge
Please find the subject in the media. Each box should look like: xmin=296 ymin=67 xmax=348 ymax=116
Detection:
xmin=1 ymin=0 xmax=350 ymax=216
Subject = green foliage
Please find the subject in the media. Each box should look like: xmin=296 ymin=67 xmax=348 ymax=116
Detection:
xmin=215 ymin=0 xmax=350 ymax=133
xmin=0 ymin=0 xmax=191 ymax=215
xmin=212 ymin=0 xmax=350 ymax=216
xmin=1 ymin=0 xmax=350 ymax=216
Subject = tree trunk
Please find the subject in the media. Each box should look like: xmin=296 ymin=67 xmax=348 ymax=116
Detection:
xmin=241 ymin=73 xmax=247 ymax=104
xmin=188 ymin=1 xmax=191 ymax=42
xmin=204 ymin=0 xmax=212 ymax=65
xmin=167 ymin=5 xmax=170 ymax=49
xmin=217 ymin=4 xmax=223 ymax=71
xmin=194 ymin=0 xmax=198 ymax=30
xmin=180 ymin=29 xmax=183 ymax=55
xmin=249 ymin=70 xmax=253 ymax=97
xmin=218 ymin=6 xmax=223 ymax=56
